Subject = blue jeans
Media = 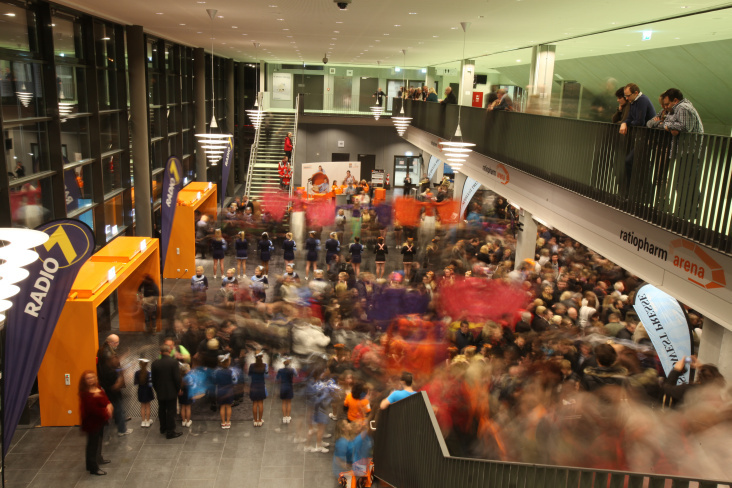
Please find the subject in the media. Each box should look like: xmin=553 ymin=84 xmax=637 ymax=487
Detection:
xmin=111 ymin=397 xmax=126 ymax=433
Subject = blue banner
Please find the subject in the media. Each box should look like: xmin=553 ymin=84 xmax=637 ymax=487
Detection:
xmin=161 ymin=156 xmax=183 ymax=273
xmin=3 ymin=219 xmax=95 ymax=455
xmin=633 ymin=283 xmax=693 ymax=384
xmin=220 ymin=136 xmax=233 ymax=207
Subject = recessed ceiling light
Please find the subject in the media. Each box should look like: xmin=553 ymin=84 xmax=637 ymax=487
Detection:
xmin=283 ymin=28 xmax=289 ymax=30
xmin=179 ymin=23 xmax=186 ymax=26
xmin=680 ymin=5 xmax=688 ymax=8
xmin=516 ymin=59 xmax=521 ymax=62
xmin=330 ymin=43 xmax=335 ymax=46
xmin=384 ymin=33 xmax=389 ymax=36
xmin=101 ymin=37 xmax=111 ymax=41
xmin=287 ymin=35 xmax=293 ymax=37
xmin=332 ymin=37 xmax=337 ymax=40
xmin=334 ymin=30 xmax=339 ymax=33
xmin=232 ymin=26 xmax=238 ymax=28
xmin=269 ymin=4 xmax=277 ymax=7
xmin=626 ymin=44 xmax=631 ymax=46
xmin=451 ymin=27 xmax=457 ymax=29
xmin=375 ymin=40 xmax=380 ymax=42
xmin=155 ymin=12 xmax=163 ymax=15
xmin=217 ymin=15 xmax=224 ymax=18
xmin=197 ymin=31 xmax=203 ymax=34
xmin=394 ymin=25 xmax=400 ymax=27
xmin=432 ymin=35 xmax=438 ymax=38
xmin=336 ymin=21 xmax=343 ymax=24
xmin=408 ymin=12 xmax=417 ymax=15
xmin=675 ymin=37 xmax=680 ymax=39
xmin=242 ymin=33 xmax=248 ymax=35
xmin=197 ymin=1 xmax=206 ymax=3
xmin=277 ymin=18 xmax=284 ymax=21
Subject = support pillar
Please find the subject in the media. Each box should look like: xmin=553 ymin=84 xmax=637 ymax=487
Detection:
xmin=193 ymin=47 xmax=207 ymax=182
xmin=698 ymin=318 xmax=732 ymax=380
xmin=225 ymin=58 xmax=235 ymax=199
xmin=514 ymin=209 xmax=538 ymax=270
xmin=458 ymin=59 xmax=475 ymax=106
xmin=126 ymin=25 xmax=152 ymax=237
xmin=453 ymin=171 xmax=466 ymax=203
xmin=528 ymin=44 xmax=556 ymax=114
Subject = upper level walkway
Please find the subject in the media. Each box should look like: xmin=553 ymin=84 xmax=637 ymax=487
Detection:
xmin=395 ymin=99 xmax=732 ymax=330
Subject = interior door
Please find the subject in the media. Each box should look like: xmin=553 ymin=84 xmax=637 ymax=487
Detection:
xmin=294 ymin=74 xmax=324 ymax=110
xmin=357 ymin=154 xmax=376 ymax=182
xmin=333 ymin=76 xmax=352 ymax=111
xmin=359 ymin=77 xmax=379 ymax=113
xmin=386 ymin=79 xmax=403 ymax=111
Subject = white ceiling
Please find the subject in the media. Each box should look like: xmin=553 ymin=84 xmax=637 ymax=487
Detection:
xmin=53 ymin=0 xmax=732 ymax=67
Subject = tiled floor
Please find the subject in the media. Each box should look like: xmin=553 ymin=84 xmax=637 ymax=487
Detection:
xmin=5 ymin=391 xmax=339 ymax=488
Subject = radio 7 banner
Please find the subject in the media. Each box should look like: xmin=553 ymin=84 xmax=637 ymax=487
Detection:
xmin=460 ymin=177 xmax=481 ymax=219
xmin=161 ymin=156 xmax=183 ymax=273
xmin=3 ymin=219 xmax=95 ymax=455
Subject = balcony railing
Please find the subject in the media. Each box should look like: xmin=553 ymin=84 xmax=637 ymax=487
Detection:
xmin=395 ymin=99 xmax=732 ymax=255
xmin=374 ymin=392 xmax=730 ymax=488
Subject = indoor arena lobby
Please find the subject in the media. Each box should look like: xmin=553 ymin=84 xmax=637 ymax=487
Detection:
xmin=1 ymin=0 xmax=732 ymax=487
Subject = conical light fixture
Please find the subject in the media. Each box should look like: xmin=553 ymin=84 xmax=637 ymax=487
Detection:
xmin=246 ymin=43 xmax=266 ymax=130
xmin=370 ymin=60 xmax=384 ymax=120
xmin=195 ymin=9 xmax=233 ymax=166
xmin=16 ymin=83 xmax=32 ymax=108
xmin=392 ymin=50 xmax=412 ymax=136
xmin=438 ymin=22 xmax=475 ymax=165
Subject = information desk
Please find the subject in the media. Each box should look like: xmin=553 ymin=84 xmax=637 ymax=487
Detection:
xmin=163 ymin=181 xmax=217 ymax=279
xmin=37 ymin=236 xmax=160 ymax=427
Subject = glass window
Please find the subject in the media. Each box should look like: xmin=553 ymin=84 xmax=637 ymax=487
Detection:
xmin=148 ymin=72 xmax=161 ymax=106
xmin=56 ymin=65 xmax=89 ymax=113
xmin=149 ymin=106 xmax=165 ymax=138
xmin=150 ymin=139 xmax=164 ymax=170
xmin=103 ymin=193 xmax=124 ymax=241
xmin=0 ymin=2 xmax=35 ymax=52
xmin=99 ymin=113 xmax=120 ymax=151
xmin=95 ymin=23 xmax=117 ymax=69
xmin=168 ymin=134 xmax=180 ymax=158
xmin=102 ymin=154 xmax=123 ymax=195
xmin=5 ymin=121 xmax=50 ymax=179
xmin=60 ymin=117 xmax=91 ymax=161
xmin=63 ymin=164 xmax=93 ymax=214
xmin=167 ymin=74 xmax=177 ymax=104
xmin=152 ymin=171 xmax=163 ymax=203
xmin=167 ymin=106 xmax=178 ymax=134
xmin=97 ymin=68 xmax=118 ymax=110
xmin=53 ymin=16 xmax=83 ymax=59
xmin=10 ymin=176 xmax=54 ymax=228
xmin=1 ymin=60 xmax=45 ymax=120
xmin=146 ymin=39 xmax=160 ymax=69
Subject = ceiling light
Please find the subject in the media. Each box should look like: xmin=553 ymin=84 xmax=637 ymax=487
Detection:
xmin=101 ymin=37 xmax=111 ymax=41
xmin=4 ymin=12 xmax=16 ymax=16
xmin=516 ymin=59 xmax=521 ymax=62
xmin=408 ymin=12 xmax=417 ymax=14
xmin=336 ymin=21 xmax=343 ymax=24
xmin=269 ymin=4 xmax=278 ymax=7
xmin=680 ymin=5 xmax=688 ymax=8
xmin=384 ymin=33 xmax=389 ymax=36
xmin=394 ymin=25 xmax=400 ymax=27
xmin=432 ymin=35 xmax=438 ymax=38
xmin=232 ymin=26 xmax=238 ymax=28
xmin=179 ymin=23 xmax=186 ymax=26
xmin=283 ymin=28 xmax=289 ymax=30
xmin=277 ymin=18 xmax=284 ymax=21
xmin=642 ymin=30 xmax=652 ymax=41
xmin=155 ymin=12 xmax=163 ymax=15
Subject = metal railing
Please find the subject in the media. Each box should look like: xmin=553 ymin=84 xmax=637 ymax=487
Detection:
xmin=289 ymin=94 xmax=299 ymax=201
xmin=395 ymin=99 xmax=732 ymax=255
xmin=244 ymin=93 xmax=264 ymax=197
xmin=374 ymin=392 xmax=729 ymax=488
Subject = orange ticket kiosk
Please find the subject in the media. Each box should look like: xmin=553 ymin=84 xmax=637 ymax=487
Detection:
xmin=37 ymin=236 xmax=160 ymax=427
xmin=163 ymin=181 xmax=217 ymax=279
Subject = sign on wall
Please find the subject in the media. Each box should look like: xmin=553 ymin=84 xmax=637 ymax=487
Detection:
xmin=301 ymin=161 xmax=362 ymax=192
xmin=272 ymin=72 xmax=292 ymax=101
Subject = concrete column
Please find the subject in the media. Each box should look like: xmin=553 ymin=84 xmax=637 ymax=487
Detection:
xmin=528 ymin=44 xmax=556 ymax=114
xmin=458 ymin=59 xmax=475 ymax=106
xmin=225 ymin=58 xmax=235 ymax=199
xmin=698 ymin=318 xmax=732 ymax=380
xmin=514 ymin=209 xmax=538 ymax=270
xmin=259 ymin=60 xmax=266 ymax=109
xmin=453 ymin=171 xmax=466 ymax=202
xmin=193 ymin=48 xmax=207 ymax=182
xmin=126 ymin=25 xmax=152 ymax=237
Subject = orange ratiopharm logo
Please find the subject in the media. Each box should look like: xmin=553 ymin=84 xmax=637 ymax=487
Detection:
xmin=496 ymin=164 xmax=510 ymax=185
xmin=669 ymin=239 xmax=726 ymax=290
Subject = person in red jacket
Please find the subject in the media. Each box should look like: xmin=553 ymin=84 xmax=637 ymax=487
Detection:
xmin=284 ymin=131 xmax=293 ymax=160
xmin=278 ymin=156 xmax=292 ymax=190
xmin=79 ymin=370 xmax=113 ymax=476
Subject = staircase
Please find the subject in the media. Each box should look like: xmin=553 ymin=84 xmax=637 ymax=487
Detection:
xmin=245 ymin=112 xmax=296 ymax=200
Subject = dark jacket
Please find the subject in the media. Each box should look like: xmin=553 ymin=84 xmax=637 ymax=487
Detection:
xmin=151 ymin=354 xmax=182 ymax=401
xmin=623 ymin=93 xmax=656 ymax=127
xmin=441 ymin=91 xmax=457 ymax=104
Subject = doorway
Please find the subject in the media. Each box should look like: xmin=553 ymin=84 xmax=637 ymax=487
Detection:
xmin=359 ymin=77 xmax=379 ymax=112
xmin=357 ymin=154 xmax=376 ymax=182
xmin=293 ymin=74 xmax=324 ymax=110
xmin=393 ymin=155 xmax=422 ymax=195
xmin=332 ymin=153 xmax=350 ymax=162
xmin=333 ymin=76 xmax=352 ymax=111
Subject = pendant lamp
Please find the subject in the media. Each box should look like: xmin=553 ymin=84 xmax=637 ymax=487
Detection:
xmin=392 ymin=50 xmax=412 ymax=135
xmin=195 ymin=9 xmax=233 ymax=167
xmin=370 ymin=61 xmax=384 ymax=120
xmin=246 ymin=43 xmax=266 ymax=130
xmin=439 ymin=22 xmax=475 ymax=169
xmin=0 ymin=228 xmax=50 ymax=323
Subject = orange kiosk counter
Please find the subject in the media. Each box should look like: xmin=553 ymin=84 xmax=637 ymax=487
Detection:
xmin=163 ymin=181 xmax=217 ymax=279
xmin=37 ymin=236 xmax=160 ymax=427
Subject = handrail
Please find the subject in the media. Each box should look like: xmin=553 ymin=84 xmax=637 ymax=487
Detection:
xmin=396 ymin=99 xmax=732 ymax=256
xmin=244 ymin=92 xmax=264 ymax=198
xmin=289 ymin=94 xmax=300 ymax=201
xmin=373 ymin=391 xmax=730 ymax=488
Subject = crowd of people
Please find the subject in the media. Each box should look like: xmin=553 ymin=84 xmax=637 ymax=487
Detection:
xmin=81 ymin=186 xmax=730 ymax=482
